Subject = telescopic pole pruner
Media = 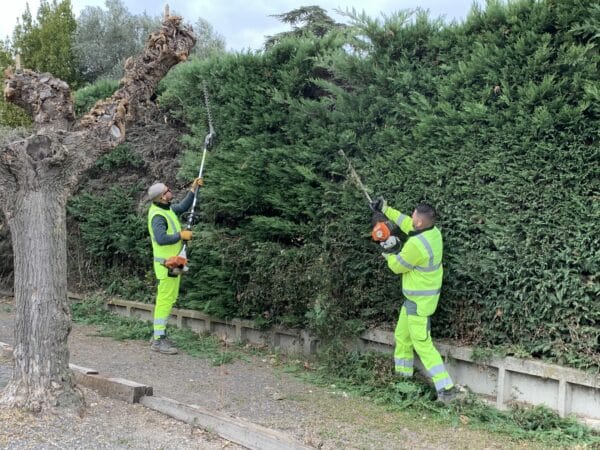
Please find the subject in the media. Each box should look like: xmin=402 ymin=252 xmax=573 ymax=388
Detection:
xmin=183 ymin=81 xmax=216 ymax=230
xmin=168 ymin=81 xmax=216 ymax=274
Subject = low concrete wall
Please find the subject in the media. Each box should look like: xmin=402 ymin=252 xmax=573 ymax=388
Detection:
xmin=105 ymin=297 xmax=600 ymax=426
xmin=360 ymin=328 xmax=600 ymax=421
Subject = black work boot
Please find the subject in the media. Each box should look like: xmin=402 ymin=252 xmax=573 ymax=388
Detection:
xmin=436 ymin=387 xmax=457 ymax=404
xmin=150 ymin=336 xmax=178 ymax=355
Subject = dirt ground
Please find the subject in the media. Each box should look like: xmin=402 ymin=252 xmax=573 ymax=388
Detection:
xmin=0 ymin=296 xmax=556 ymax=449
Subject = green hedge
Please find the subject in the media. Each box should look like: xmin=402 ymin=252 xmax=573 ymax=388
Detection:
xmin=72 ymin=0 xmax=599 ymax=371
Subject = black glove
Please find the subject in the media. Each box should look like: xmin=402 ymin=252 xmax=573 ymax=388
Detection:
xmin=369 ymin=197 xmax=387 ymax=213
xmin=371 ymin=211 xmax=386 ymax=227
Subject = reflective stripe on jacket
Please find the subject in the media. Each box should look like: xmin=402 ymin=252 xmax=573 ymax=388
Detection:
xmin=148 ymin=203 xmax=182 ymax=279
xmin=383 ymin=206 xmax=443 ymax=316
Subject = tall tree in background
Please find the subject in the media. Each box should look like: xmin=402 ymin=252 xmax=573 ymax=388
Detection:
xmin=12 ymin=0 xmax=80 ymax=88
xmin=0 ymin=42 xmax=11 ymax=69
xmin=73 ymin=0 xmax=161 ymax=82
xmin=0 ymin=13 xmax=195 ymax=412
xmin=265 ymin=5 xmax=344 ymax=48
xmin=191 ymin=17 xmax=226 ymax=58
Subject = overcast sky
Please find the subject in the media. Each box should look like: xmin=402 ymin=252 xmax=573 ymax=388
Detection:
xmin=1 ymin=0 xmax=484 ymax=51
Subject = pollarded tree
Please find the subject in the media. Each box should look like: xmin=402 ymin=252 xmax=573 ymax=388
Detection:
xmin=0 ymin=13 xmax=195 ymax=411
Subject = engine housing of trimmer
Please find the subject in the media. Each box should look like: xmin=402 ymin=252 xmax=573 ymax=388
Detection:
xmin=370 ymin=212 xmax=399 ymax=242
xmin=164 ymin=255 xmax=189 ymax=275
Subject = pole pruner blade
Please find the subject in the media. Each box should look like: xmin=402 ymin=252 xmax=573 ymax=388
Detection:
xmin=202 ymin=80 xmax=216 ymax=152
xmin=338 ymin=149 xmax=373 ymax=204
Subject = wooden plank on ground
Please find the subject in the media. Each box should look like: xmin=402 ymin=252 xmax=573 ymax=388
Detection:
xmin=69 ymin=363 xmax=98 ymax=375
xmin=0 ymin=341 xmax=150 ymax=403
xmin=140 ymin=395 xmax=314 ymax=450
xmin=71 ymin=368 xmax=153 ymax=404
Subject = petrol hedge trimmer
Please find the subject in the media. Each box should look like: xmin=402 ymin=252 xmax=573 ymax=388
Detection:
xmin=338 ymin=150 xmax=399 ymax=248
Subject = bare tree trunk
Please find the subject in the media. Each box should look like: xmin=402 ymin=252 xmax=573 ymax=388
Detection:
xmin=0 ymin=191 xmax=78 ymax=410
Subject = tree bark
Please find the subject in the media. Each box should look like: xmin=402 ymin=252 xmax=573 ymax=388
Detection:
xmin=0 ymin=14 xmax=195 ymax=412
xmin=1 ymin=191 xmax=75 ymax=410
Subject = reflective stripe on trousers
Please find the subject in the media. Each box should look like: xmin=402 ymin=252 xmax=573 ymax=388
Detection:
xmin=394 ymin=357 xmax=414 ymax=376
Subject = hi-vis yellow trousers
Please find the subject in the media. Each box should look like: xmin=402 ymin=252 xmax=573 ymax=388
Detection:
xmin=393 ymin=305 xmax=454 ymax=392
xmin=153 ymin=275 xmax=181 ymax=340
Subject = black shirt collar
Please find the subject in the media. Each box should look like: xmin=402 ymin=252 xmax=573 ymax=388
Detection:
xmin=153 ymin=201 xmax=171 ymax=210
xmin=408 ymin=225 xmax=435 ymax=237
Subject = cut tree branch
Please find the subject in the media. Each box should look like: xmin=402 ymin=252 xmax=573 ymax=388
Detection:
xmin=3 ymin=69 xmax=74 ymax=132
xmin=76 ymin=14 xmax=196 ymax=164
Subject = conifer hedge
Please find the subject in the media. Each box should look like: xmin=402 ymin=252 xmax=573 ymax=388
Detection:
xmin=74 ymin=0 xmax=599 ymax=370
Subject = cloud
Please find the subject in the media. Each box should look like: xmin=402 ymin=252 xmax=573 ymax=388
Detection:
xmin=0 ymin=0 xmax=481 ymax=50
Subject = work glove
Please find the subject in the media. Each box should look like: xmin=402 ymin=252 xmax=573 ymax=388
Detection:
xmin=180 ymin=230 xmax=193 ymax=241
xmin=190 ymin=177 xmax=204 ymax=191
xmin=369 ymin=197 xmax=387 ymax=213
xmin=380 ymin=236 xmax=400 ymax=252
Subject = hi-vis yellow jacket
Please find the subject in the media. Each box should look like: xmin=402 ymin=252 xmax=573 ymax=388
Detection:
xmin=148 ymin=203 xmax=182 ymax=279
xmin=382 ymin=206 xmax=443 ymax=317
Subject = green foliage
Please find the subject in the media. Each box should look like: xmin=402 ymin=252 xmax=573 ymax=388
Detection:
xmin=93 ymin=144 xmax=143 ymax=171
xmin=104 ymin=267 xmax=153 ymax=303
xmin=12 ymin=0 xmax=80 ymax=87
xmin=71 ymin=297 xmax=152 ymax=340
xmin=177 ymin=227 xmax=237 ymax=317
xmin=67 ymin=185 xmax=150 ymax=266
xmin=265 ymin=6 xmax=345 ymax=48
xmin=71 ymin=297 xmax=243 ymax=365
xmin=289 ymin=351 xmax=600 ymax=446
xmin=0 ymin=42 xmax=11 ymax=69
xmin=0 ymin=100 xmax=31 ymax=128
xmin=0 ymin=43 xmax=31 ymax=127
xmin=66 ymin=142 xmax=151 ymax=300
xmin=73 ymin=78 xmax=119 ymax=116
xmin=190 ymin=17 xmax=226 ymax=59
xmin=77 ymin=0 xmax=598 ymax=372
xmin=159 ymin=36 xmax=368 ymax=330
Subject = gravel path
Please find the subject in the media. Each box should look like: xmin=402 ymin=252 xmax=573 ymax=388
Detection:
xmin=0 ymin=384 xmax=242 ymax=450
xmin=0 ymin=297 xmax=546 ymax=450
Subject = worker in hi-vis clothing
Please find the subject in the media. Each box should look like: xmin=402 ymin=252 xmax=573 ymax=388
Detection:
xmin=370 ymin=198 xmax=457 ymax=403
xmin=146 ymin=178 xmax=203 ymax=354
